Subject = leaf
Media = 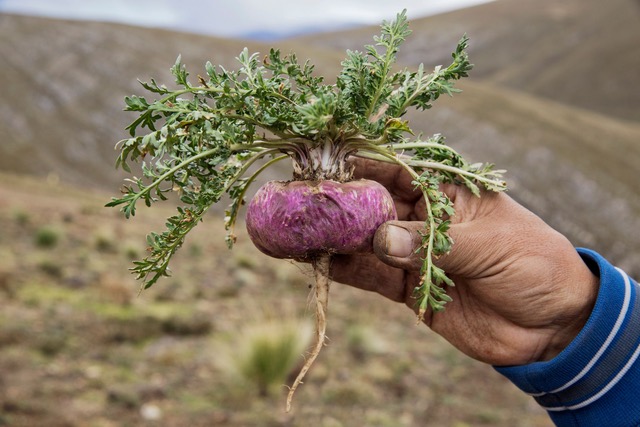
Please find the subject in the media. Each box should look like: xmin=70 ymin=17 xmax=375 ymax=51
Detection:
xmin=171 ymin=55 xmax=189 ymax=87
xmin=124 ymin=95 xmax=150 ymax=111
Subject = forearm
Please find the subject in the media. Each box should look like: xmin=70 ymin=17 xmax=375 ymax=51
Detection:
xmin=495 ymin=249 xmax=640 ymax=427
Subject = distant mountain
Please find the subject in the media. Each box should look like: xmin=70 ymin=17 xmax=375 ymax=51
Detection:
xmin=295 ymin=0 xmax=640 ymax=122
xmin=1 ymin=10 xmax=639 ymax=277
xmin=242 ymin=22 xmax=363 ymax=41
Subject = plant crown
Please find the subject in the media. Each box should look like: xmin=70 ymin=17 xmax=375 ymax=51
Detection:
xmin=107 ymin=10 xmax=506 ymax=316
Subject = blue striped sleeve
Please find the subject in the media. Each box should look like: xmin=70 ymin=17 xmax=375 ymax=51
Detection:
xmin=494 ymin=248 xmax=640 ymax=427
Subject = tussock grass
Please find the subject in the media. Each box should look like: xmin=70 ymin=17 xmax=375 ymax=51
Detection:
xmin=34 ymin=225 xmax=61 ymax=248
xmin=93 ymin=228 xmax=118 ymax=253
xmin=218 ymin=313 xmax=313 ymax=397
xmin=345 ymin=323 xmax=388 ymax=361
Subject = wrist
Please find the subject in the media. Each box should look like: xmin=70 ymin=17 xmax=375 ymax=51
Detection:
xmin=537 ymin=252 xmax=600 ymax=362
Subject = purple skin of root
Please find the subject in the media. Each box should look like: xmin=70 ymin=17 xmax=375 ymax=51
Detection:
xmin=245 ymin=179 xmax=398 ymax=259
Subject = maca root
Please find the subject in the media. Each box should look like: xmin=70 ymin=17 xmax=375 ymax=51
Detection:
xmin=286 ymin=254 xmax=331 ymax=412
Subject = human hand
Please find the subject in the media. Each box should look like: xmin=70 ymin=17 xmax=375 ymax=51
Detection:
xmin=331 ymin=159 xmax=599 ymax=366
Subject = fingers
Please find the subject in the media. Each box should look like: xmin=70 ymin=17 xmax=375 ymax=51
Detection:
xmin=329 ymin=253 xmax=409 ymax=303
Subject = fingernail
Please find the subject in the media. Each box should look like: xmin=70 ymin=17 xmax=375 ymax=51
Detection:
xmin=385 ymin=225 xmax=413 ymax=258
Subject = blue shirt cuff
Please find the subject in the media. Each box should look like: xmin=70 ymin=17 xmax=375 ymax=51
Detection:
xmin=494 ymin=248 xmax=640 ymax=426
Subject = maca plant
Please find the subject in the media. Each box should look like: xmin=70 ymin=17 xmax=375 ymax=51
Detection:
xmin=107 ymin=10 xmax=506 ymax=410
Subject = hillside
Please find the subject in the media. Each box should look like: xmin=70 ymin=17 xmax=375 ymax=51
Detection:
xmin=0 ymin=14 xmax=334 ymax=189
xmin=296 ymin=0 xmax=640 ymax=122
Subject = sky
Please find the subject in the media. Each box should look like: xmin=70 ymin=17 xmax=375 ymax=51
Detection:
xmin=0 ymin=0 xmax=495 ymax=39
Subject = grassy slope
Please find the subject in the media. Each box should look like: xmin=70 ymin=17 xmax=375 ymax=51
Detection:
xmin=0 ymin=14 xmax=308 ymax=190
xmin=295 ymin=0 xmax=640 ymax=122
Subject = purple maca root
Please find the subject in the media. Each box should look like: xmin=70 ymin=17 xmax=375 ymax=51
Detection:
xmin=245 ymin=179 xmax=397 ymax=259
xmin=245 ymin=178 xmax=397 ymax=411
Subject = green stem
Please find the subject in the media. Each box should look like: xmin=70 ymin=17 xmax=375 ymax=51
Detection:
xmin=364 ymin=34 xmax=403 ymax=119
xmin=136 ymin=151 xmax=286 ymax=291
xmin=226 ymin=148 xmax=282 ymax=187
xmin=403 ymin=157 xmax=506 ymax=189
xmin=397 ymin=70 xmax=441 ymax=113
xmin=151 ymin=107 xmax=276 ymax=134
xmin=356 ymin=149 xmax=437 ymax=317
xmin=239 ymin=154 xmax=288 ymax=192
xmin=381 ymin=141 xmax=463 ymax=157
xmin=233 ymin=139 xmax=307 ymax=152
xmin=224 ymin=153 xmax=288 ymax=240
xmin=354 ymin=150 xmax=506 ymax=190
xmin=345 ymin=134 xmax=387 ymax=146
xmin=156 ymin=85 xmax=296 ymax=106
xmin=119 ymin=147 xmax=221 ymax=218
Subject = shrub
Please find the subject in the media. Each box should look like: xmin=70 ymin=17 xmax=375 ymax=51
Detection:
xmin=37 ymin=257 xmax=63 ymax=277
xmin=229 ymin=317 xmax=312 ymax=397
xmin=34 ymin=226 xmax=61 ymax=248
xmin=94 ymin=229 xmax=118 ymax=253
xmin=122 ymin=242 xmax=141 ymax=260
xmin=345 ymin=324 xmax=387 ymax=361
xmin=11 ymin=209 xmax=30 ymax=226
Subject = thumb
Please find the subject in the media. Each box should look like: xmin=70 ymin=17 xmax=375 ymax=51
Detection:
xmin=373 ymin=221 xmax=468 ymax=273
xmin=373 ymin=221 xmax=429 ymax=272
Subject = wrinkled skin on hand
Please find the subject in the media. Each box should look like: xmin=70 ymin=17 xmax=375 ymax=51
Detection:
xmin=330 ymin=158 xmax=599 ymax=366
